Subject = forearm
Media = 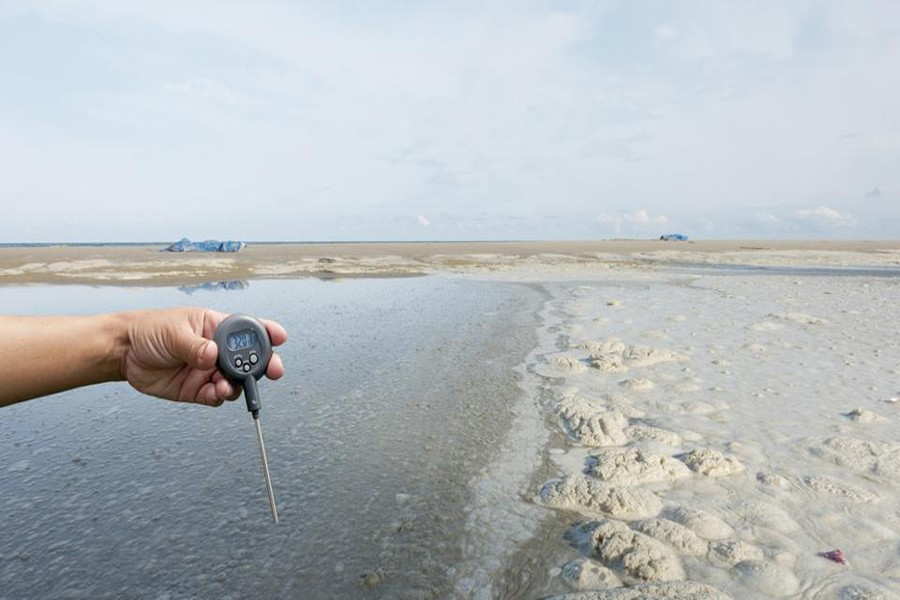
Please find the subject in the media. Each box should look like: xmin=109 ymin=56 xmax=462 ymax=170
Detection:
xmin=0 ymin=313 xmax=128 ymax=406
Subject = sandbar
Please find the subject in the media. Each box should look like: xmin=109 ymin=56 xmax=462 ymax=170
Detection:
xmin=1 ymin=239 xmax=898 ymax=285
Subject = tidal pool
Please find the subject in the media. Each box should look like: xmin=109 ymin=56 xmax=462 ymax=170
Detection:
xmin=0 ymin=277 xmax=543 ymax=598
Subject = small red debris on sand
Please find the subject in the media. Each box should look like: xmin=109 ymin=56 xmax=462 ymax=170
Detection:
xmin=818 ymin=549 xmax=848 ymax=565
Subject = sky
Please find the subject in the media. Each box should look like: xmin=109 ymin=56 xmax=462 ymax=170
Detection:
xmin=0 ymin=1 xmax=898 ymax=242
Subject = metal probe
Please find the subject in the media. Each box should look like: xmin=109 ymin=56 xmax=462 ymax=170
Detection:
xmin=214 ymin=314 xmax=280 ymax=523
xmin=253 ymin=414 xmax=279 ymax=522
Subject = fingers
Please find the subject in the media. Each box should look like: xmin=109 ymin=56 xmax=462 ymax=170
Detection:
xmin=215 ymin=376 xmax=242 ymax=401
xmin=201 ymin=310 xmax=286 ymax=348
xmin=205 ymin=311 xmax=286 ymax=378
xmin=173 ymin=332 xmax=218 ymax=371
xmin=193 ymin=310 xmax=286 ymax=402
xmin=266 ymin=353 xmax=285 ymax=380
xmin=198 ymin=339 xmax=218 ymax=369
xmin=195 ymin=382 xmax=224 ymax=407
xmin=201 ymin=309 xmax=230 ymax=338
xmin=260 ymin=318 xmax=288 ymax=346
xmin=193 ymin=376 xmax=240 ymax=407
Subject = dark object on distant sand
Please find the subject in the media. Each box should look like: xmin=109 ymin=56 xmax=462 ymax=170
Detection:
xmin=165 ymin=238 xmax=246 ymax=252
xmin=660 ymin=234 xmax=689 ymax=241
xmin=179 ymin=280 xmax=249 ymax=294
xmin=818 ymin=549 xmax=848 ymax=565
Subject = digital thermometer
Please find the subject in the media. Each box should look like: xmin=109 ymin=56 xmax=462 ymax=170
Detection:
xmin=214 ymin=314 xmax=279 ymax=523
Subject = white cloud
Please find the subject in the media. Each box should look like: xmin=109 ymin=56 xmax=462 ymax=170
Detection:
xmin=755 ymin=213 xmax=784 ymax=230
xmin=597 ymin=209 xmax=668 ymax=235
xmin=793 ymin=206 xmax=855 ymax=228
xmin=3 ymin=2 xmax=900 ymax=240
xmin=417 ymin=214 xmax=431 ymax=227
xmin=628 ymin=209 xmax=667 ymax=225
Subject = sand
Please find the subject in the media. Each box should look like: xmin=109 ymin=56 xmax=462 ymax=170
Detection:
xmin=4 ymin=240 xmax=900 ymax=598
xmin=511 ymin=258 xmax=900 ymax=598
xmin=1 ymin=239 xmax=899 ymax=285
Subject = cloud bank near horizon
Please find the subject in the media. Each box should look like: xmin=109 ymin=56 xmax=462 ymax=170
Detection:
xmin=0 ymin=1 xmax=898 ymax=241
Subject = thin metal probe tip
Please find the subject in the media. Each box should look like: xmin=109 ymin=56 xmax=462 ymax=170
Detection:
xmin=254 ymin=417 xmax=279 ymax=523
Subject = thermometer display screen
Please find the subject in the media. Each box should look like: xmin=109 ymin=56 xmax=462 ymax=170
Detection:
xmin=226 ymin=330 xmax=258 ymax=352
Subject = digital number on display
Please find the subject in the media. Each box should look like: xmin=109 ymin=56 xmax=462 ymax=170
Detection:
xmin=227 ymin=330 xmax=259 ymax=352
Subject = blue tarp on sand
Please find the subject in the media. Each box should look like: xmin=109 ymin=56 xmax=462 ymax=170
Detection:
xmin=165 ymin=238 xmax=246 ymax=252
xmin=659 ymin=234 xmax=689 ymax=241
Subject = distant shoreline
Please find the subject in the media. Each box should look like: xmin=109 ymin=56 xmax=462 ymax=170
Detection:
xmin=0 ymin=240 xmax=898 ymax=286
xmin=1 ymin=238 xmax=900 ymax=248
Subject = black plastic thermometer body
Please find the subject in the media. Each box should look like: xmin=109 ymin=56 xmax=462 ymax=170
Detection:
xmin=214 ymin=314 xmax=279 ymax=522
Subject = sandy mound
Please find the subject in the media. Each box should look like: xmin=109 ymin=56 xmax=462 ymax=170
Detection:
xmin=604 ymin=396 xmax=647 ymax=419
xmin=708 ymin=540 xmax=765 ymax=566
xmin=567 ymin=519 xmax=685 ymax=583
xmin=619 ymin=378 xmax=655 ymax=390
xmin=756 ymin=471 xmax=791 ymax=488
xmin=624 ymin=424 xmax=682 ymax=446
xmin=545 ymin=581 xmax=729 ymax=600
xmin=802 ymin=476 xmax=879 ymax=502
xmin=554 ymin=395 xmax=683 ymax=447
xmin=677 ymin=448 xmax=745 ymax=477
xmin=551 ymin=355 xmax=588 ymax=373
xmin=662 ymin=506 xmax=734 ymax=541
xmin=578 ymin=338 xmax=627 ymax=354
xmin=559 ymin=557 xmax=623 ymax=590
xmin=539 ymin=475 xmax=663 ymax=520
xmin=623 ymin=345 xmax=686 ymax=367
xmin=555 ymin=395 xmax=630 ymax=446
xmin=844 ymin=408 xmax=886 ymax=423
xmin=586 ymin=448 xmax=692 ymax=485
xmin=633 ymin=518 xmax=708 ymax=556
xmin=810 ymin=437 xmax=900 ymax=478
xmin=586 ymin=339 xmax=686 ymax=372
xmin=589 ymin=353 xmax=629 ymax=373
xmin=732 ymin=500 xmax=800 ymax=533
xmin=734 ymin=559 xmax=800 ymax=597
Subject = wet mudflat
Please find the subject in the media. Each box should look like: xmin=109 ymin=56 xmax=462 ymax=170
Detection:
xmin=0 ymin=277 xmax=542 ymax=599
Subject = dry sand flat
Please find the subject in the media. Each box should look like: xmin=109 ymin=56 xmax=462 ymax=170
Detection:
xmin=0 ymin=240 xmax=899 ymax=285
xmin=525 ymin=268 xmax=900 ymax=598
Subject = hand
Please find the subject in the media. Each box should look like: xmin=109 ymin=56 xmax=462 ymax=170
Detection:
xmin=121 ymin=308 xmax=287 ymax=406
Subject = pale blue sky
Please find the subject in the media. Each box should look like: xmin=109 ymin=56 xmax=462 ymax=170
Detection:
xmin=1 ymin=1 xmax=898 ymax=241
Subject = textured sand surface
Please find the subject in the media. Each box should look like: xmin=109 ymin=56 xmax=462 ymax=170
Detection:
xmin=523 ymin=267 xmax=900 ymax=598
xmin=1 ymin=240 xmax=898 ymax=285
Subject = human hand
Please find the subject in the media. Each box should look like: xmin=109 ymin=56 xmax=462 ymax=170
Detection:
xmin=120 ymin=308 xmax=287 ymax=406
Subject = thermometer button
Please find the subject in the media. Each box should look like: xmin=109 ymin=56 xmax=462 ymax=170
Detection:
xmin=249 ymin=353 xmax=259 ymax=365
xmin=234 ymin=356 xmax=243 ymax=368
xmin=243 ymin=363 xmax=252 ymax=373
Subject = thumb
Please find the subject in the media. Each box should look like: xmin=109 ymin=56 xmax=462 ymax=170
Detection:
xmin=173 ymin=330 xmax=218 ymax=370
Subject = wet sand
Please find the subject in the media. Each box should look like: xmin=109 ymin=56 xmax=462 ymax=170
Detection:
xmin=3 ymin=241 xmax=900 ymax=598
xmin=501 ymin=266 xmax=900 ymax=598
xmin=0 ymin=240 xmax=898 ymax=285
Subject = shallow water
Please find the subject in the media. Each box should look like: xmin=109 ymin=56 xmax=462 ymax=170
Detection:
xmin=0 ymin=277 xmax=543 ymax=599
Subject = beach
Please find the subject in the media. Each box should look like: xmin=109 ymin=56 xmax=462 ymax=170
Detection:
xmin=512 ymin=266 xmax=900 ymax=598
xmin=1 ymin=240 xmax=899 ymax=285
xmin=1 ymin=241 xmax=899 ymax=598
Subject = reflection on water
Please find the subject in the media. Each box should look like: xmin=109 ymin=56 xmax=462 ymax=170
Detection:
xmin=179 ymin=280 xmax=250 ymax=294
xmin=669 ymin=262 xmax=900 ymax=278
xmin=0 ymin=277 xmax=541 ymax=598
